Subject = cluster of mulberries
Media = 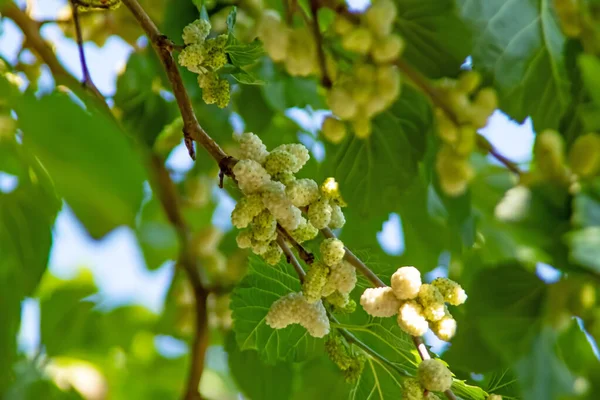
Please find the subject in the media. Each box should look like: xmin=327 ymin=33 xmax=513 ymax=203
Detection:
xmin=434 ymin=71 xmax=497 ymax=196
xmin=401 ymin=359 xmax=453 ymax=399
xmin=75 ymin=0 xmax=121 ymax=10
xmin=232 ymin=132 xmax=347 ymax=265
xmin=255 ymin=1 xmax=402 ymax=142
xmin=322 ymin=0 xmax=403 ymax=141
xmin=265 ymin=292 xmax=330 ymax=337
xmin=178 ymin=19 xmax=231 ymax=108
xmin=524 ymin=130 xmax=600 ymax=191
xmin=302 ymin=238 xmax=357 ymax=311
xmin=325 ymin=334 xmax=365 ymax=383
xmin=360 ymin=267 xmax=466 ymax=340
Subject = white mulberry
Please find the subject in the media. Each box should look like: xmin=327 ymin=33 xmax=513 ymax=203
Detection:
xmin=232 ymin=159 xmax=271 ymax=194
xmin=402 ymin=378 xmax=425 ymax=400
xmin=322 ymin=260 xmax=356 ymax=296
xmin=262 ymin=181 xmax=303 ymax=231
xmin=290 ymin=218 xmax=319 ymax=243
xmin=397 ymin=301 xmax=429 ymax=336
xmin=328 ymin=87 xmax=358 ymax=120
xmin=391 ymin=266 xmax=422 ymax=300
xmin=322 ymin=116 xmax=347 ymax=144
xmin=251 ymin=210 xmax=277 ymax=241
xmin=430 ymin=310 xmax=457 ymax=342
xmin=236 ymin=229 xmax=253 ymax=249
xmin=264 ymin=149 xmax=298 ymax=175
xmin=360 ymin=287 xmax=402 ymax=317
xmin=365 ymin=0 xmax=397 ymax=38
xmin=286 ymin=179 xmax=320 ymax=207
xmin=257 ymin=10 xmax=289 ymax=62
xmin=371 ymin=34 xmax=404 ymax=64
xmin=308 ymin=198 xmax=332 ymax=229
xmin=265 ymin=292 xmax=330 ymax=337
xmin=320 ymin=238 xmax=346 ymax=267
xmin=431 ymin=278 xmax=467 ymax=306
xmin=329 ymin=204 xmax=346 ymax=229
xmin=236 ymin=132 xmax=269 ymax=164
xmin=342 ymin=27 xmax=373 ymax=55
xmin=417 ymin=359 xmax=452 ymax=392
xmin=262 ymin=241 xmax=283 ymax=265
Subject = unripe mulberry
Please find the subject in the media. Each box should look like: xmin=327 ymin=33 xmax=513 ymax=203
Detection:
xmin=333 ymin=15 xmax=354 ymax=36
xmin=456 ymin=71 xmax=481 ymax=94
xmin=328 ymin=87 xmax=358 ymax=120
xmin=431 ymin=278 xmax=467 ymax=306
xmin=233 ymin=159 xmax=271 ymax=194
xmin=322 ymin=260 xmax=356 ymax=296
xmin=236 ymin=132 xmax=269 ymax=164
xmin=178 ymin=43 xmax=205 ymax=73
xmin=534 ymin=130 xmax=566 ymax=180
xmin=290 ymin=218 xmax=319 ymax=243
xmin=182 ymin=19 xmax=211 ymax=45
xmin=329 ymin=204 xmax=346 ymax=229
xmin=264 ymin=149 xmax=298 ymax=175
xmin=273 ymin=144 xmax=310 ymax=173
xmin=250 ymin=238 xmax=271 ymax=255
xmin=342 ymin=27 xmax=373 ymax=55
xmin=365 ymin=0 xmax=397 ymax=38
xmin=327 ymin=291 xmax=356 ymax=313
xmin=360 ymin=287 xmax=402 ymax=317
xmin=262 ymin=241 xmax=283 ymax=265
xmin=417 ymin=284 xmax=446 ymax=322
xmin=402 ymin=378 xmax=425 ymax=400
xmin=236 ymin=229 xmax=253 ymax=249
xmin=286 ymin=179 xmax=320 ymax=207
xmin=417 ymin=359 xmax=452 ymax=392
xmin=285 ymin=27 xmax=317 ymax=77
xmin=308 ymin=198 xmax=332 ymax=229
xmin=320 ymin=238 xmax=346 ymax=267
xmin=486 ymin=395 xmax=503 ymax=400
xmin=352 ymin=115 xmax=372 ymax=139
xmin=430 ymin=311 xmax=457 ymax=341
xmin=257 ymin=10 xmax=289 ymax=62
xmin=569 ymin=133 xmax=600 ymax=177
xmin=371 ymin=34 xmax=404 ymax=64
xmin=322 ymin=116 xmax=348 ymax=144
xmin=436 ymin=147 xmax=474 ymax=197
xmin=303 ymin=261 xmax=330 ymax=303
xmin=391 ymin=266 xmax=422 ymax=300
xmin=251 ymin=210 xmax=277 ymax=241
xmin=202 ymin=34 xmax=228 ymax=70
xmin=231 ymin=194 xmax=265 ymax=228
xmin=397 ymin=301 xmax=429 ymax=336
xmin=376 ymin=65 xmax=401 ymax=104
xmin=265 ymin=292 xmax=330 ymax=337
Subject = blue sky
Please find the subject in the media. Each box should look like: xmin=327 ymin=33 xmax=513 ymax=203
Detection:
xmin=1 ymin=0 xmax=536 ymax=356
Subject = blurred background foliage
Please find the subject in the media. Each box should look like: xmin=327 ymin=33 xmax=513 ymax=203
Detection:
xmin=1 ymin=0 xmax=600 ymax=399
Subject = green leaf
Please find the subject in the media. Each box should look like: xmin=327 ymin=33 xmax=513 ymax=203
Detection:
xmin=572 ymin=184 xmax=600 ymax=228
xmin=136 ymin=196 xmax=179 ymax=270
xmin=396 ymin=0 xmax=472 ymax=78
xmin=225 ymin=333 xmax=294 ymax=400
xmin=225 ymin=39 xmax=265 ymax=67
xmin=230 ymin=256 xmax=323 ymax=364
xmin=513 ymin=327 xmax=574 ymax=400
xmin=349 ymin=357 xmax=404 ymax=400
xmin=226 ymin=6 xmax=237 ymax=33
xmin=13 ymin=91 xmax=147 ymax=239
xmin=113 ymin=50 xmax=179 ymax=147
xmin=291 ymin=357 xmax=351 ymax=400
xmin=322 ymin=85 xmax=433 ymax=218
xmin=565 ymin=227 xmax=600 ymax=274
xmin=458 ymin=0 xmax=571 ymax=131
xmin=0 ymin=138 xmax=59 ymax=389
xmin=220 ymin=64 xmax=265 ymax=85
xmin=578 ymin=54 xmax=600 ymax=109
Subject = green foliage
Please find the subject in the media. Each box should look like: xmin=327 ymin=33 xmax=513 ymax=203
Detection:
xmin=458 ymin=0 xmax=571 ymax=131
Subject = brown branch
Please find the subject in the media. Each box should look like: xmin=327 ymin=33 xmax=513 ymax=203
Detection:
xmin=2 ymin=3 xmax=108 ymax=109
xmin=276 ymin=234 xmax=307 ymax=282
xmin=149 ymin=155 xmax=209 ymax=400
xmin=396 ymin=59 xmax=522 ymax=176
xmin=69 ymin=0 xmax=95 ymax=91
xmin=309 ymin=0 xmax=332 ymax=88
xmin=277 ymin=224 xmax=315 ymax=264
xmin=120 ymin=0 xmax=230 ymax=164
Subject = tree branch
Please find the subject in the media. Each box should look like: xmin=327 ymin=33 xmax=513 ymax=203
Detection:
xmin=309 ymin=0 xmax=332 ymax=88
xmin=120 ymin=0 xmax=231 ymax=165
xmin=277 ymin=224 xmax=315 ymax=265
xmin=276 ymin=234 xmax=307 ymax=282
xmin=2 ymin=3 xmax=107 ymax=109
xmin=396 ymin=58 xmax=522 ymax=176
xmin=69 ymin=0 xmax=95 ymax=90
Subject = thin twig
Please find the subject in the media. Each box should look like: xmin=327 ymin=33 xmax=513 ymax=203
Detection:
xmin=2 ymin=3 xmax=108 ymax=109
xmin=276 ymin=235 xmax=307 ymax=282
xmin=120 ymin=0 xmax=231 ymax=164
xmin=308 ymin=0 xmax=332 ymax=88
xmin=277 ymin=225 xmax=315 ymax=264
xmin=396 ymin=59 xmax=522 ymax=176
xmin=321 ymin=227 xmax=386 ymax=287
xmin=69 ymin=0 xmax=94 ymax=90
